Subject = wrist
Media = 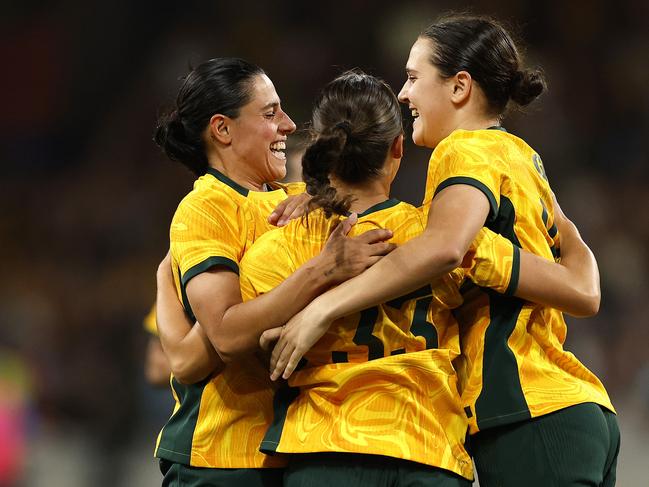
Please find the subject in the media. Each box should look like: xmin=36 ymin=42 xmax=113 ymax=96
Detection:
xmin=305 ymin=254 xmax=336 ymax=291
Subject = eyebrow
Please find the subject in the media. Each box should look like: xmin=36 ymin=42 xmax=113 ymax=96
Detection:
xmin=261 ymin=101 xmax=280 ymax=111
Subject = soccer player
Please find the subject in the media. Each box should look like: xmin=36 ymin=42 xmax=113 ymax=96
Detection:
xmin=270 ymin=16 xmax=618 ymax=487
xmin=151 ymin=58 xmax=394 ymax=486
xmin=242 ymin=70 xmax=609 ymax=486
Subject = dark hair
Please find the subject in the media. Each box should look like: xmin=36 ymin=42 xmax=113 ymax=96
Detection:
xmin=302 ymin=69 xmax=403 ymax=217
xmin=154 ymin=58 xmax=265 ymax=175
xmin=421 ymin=14 xmax=546 ymax=115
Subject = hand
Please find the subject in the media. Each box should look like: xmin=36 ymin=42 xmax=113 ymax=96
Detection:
xmin=268 ymin=193 xmax=312 ymax=226
xmin=317 ymin=214 xmax=396 ymax=284
xmin=269 ymin=303 xmax=330 ymax=380
xmin=259 ymin=326 xmax=283 ymax=351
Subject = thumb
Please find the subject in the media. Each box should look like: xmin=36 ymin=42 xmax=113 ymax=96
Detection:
xmin=260 ymin=326 xmax=283 ymax=351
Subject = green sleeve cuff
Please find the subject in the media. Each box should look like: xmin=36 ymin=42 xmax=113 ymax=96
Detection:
xmin=434 ymin=176 xmax=499 ymax=224
xmin=504 ymin=245 xmax=520 ymax=296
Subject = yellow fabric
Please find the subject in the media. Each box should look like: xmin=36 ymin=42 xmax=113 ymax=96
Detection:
xmin=156 ymin=169 xmax=292 ymax=468
xmin=240 ymin=201 xmax=474 ymax=479
xmin=143 ymin=304 xmax=158 ymax=336
xmin=424 ymin=129 xmax=614 ymax=434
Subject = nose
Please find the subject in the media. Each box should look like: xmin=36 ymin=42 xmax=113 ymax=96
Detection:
xmin=280 ymin=111 xmax=297 ymax=134
xmin=397 ymin=82 xmax=409 ymax=104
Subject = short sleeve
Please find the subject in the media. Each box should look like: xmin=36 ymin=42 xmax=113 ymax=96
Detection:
xmin=239 ymin=229 xmax=295 ymax=302
xmin=463 ymin=228 xmax=520 ymax=296
xmin=170 ymin=191 xmax=244 ymax=289
xmin=423 ymin=131 xmax=508 ymax=224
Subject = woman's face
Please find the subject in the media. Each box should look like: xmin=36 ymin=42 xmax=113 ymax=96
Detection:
xmin=398 ymin=38 xmax=455 ymax=149
xmin=229 ymin=74 xmax=296 ymax=182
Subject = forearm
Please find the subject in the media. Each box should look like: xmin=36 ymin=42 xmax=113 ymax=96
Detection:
xmin=156 ymin=278 xmax=221 ymax=384
xmin=515 ymin=220 xmax=600 ymax=317
xmin=309 ymin=232 xmax=462 ymax=323
xmin=216 ymin=256 xmax=333 ymax=360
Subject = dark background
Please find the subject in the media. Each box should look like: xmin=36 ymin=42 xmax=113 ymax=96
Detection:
xmin=1 ymin=1 xmax=647 ymax=485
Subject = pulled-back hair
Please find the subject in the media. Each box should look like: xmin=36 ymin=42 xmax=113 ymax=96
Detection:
xmin=302 ymin=69 xmax=403 ymax=217
xmin=421 ymin=14 xmax=546 ymax=116
xmin=154 ymin=58 xmax=265 ymax=175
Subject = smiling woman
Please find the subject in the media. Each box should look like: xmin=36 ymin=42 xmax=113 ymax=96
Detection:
xmin=150 ymin=57 xmax=396 ymax=487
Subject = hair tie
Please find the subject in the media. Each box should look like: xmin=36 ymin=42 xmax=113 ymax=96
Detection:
xmin=334 ymin=120 xmax=352 ymax=136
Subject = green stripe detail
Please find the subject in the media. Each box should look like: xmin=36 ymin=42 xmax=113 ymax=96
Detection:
xmin=260 ymin=385 xmax=300 ymax=454
xmin=410 ymin=296 xmax=439 ymax=349
xmin=476 ymin=194 xmax=530 ymax=430
xmin=487 ymin=125 xmax=508 ymax=132
xmin=206 ymin=167 xmax=249 ymax=196
xmin=155 ymin=377 xmax=209 ymax=463
xmin=476 ymin=292 xmax=530 ymax=431
xmin=504 ymin=245 xmax=520 ymax=296
xmin=435 ymin=177 xmax=499 ymax=224
xmin=356 ymin=198 xmax=401 ymax=218
xmin=180 ymin=256 xmax=239 ymax=321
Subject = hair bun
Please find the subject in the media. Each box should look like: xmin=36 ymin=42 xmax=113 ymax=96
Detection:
xmin=510 ymin=68 xmax=546 ymax=106
xmin=334 ymin=120 xmax=353 ymax=137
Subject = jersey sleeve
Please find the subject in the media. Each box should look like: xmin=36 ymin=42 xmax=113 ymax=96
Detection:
xmin=239 ymin=229 xmax=295 ymax=302
xmin=170 ymin=192 xmax=244 ymax=290
xmin=425 ymin=132 xmax=508 ymax=224
xmin=462 ymin=228 xmax=520 ymax=296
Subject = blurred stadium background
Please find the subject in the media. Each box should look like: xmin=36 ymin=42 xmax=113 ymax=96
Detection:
xmin=1 ymin=1 xmax=648 ymax=485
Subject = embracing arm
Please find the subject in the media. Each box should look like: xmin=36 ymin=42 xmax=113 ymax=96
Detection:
xmin=267 ymin=185 xmax=489 ymax=379
xmin=188 ymin=219 xmax=394 ymax=363
xmin=155 ymin=255 xmax=222 ymax=385
xmin=305 ymin=185 xmax=489 ymax=322
xmin=514 ymin=198 xmax=600 ymax=317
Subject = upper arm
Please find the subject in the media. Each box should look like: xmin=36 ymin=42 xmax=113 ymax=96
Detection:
xmin=170 ymin=193 xmax=245 ymax=318
xmin=185 ymin=268 xmax=243 ymax=328
xmin=424 ymin=184 xmax=491 ymax=258
xmin=422 ymin=135 xmax=503 ymax=255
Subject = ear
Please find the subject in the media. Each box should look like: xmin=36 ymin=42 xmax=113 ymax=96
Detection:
xmin=208 ymin=114 xmax=232 ymax=145
xmin=390 ymin=134 xmax=404 ymax=159
xmin=450 ymin=71 xmax=472 ymax=105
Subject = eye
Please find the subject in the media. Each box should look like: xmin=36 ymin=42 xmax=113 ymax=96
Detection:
xmin=407 ymin=75 xmax=417 ymax=82
xmin=264 ymin=111 xmax=277 ymax=119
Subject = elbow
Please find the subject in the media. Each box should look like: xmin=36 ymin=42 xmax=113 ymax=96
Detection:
xmin=169 ymin=358 xmax=210 ymax=385
xmin=211 ymin=335 xmax=243 ymax=364
xmin=567 ymin=289 xmax=601 ymax=318
xmin=432 ymin=245 xmax=464 ymax=273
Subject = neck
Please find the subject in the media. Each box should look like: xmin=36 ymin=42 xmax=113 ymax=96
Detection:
xmin=330 ymin=177 xmax=391 ymax=214
xmin=207 ymin=153 xmax=266 ymax=192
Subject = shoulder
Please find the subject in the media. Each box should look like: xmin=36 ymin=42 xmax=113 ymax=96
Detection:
xmin=172 ymin=175 xmax=241 ymax=224
xmin=433 ymin=129 xmax=509 ymax=159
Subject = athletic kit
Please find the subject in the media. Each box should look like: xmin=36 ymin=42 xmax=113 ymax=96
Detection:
xmin=240 ymin=200 xmax=518 ymax=482
xmin=155 ymin=167 xmax=303 ymax=470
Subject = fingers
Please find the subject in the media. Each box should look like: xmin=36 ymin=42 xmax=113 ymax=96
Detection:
xmin=270 ymin=342 xmax=293 ymax=381
xmin=367 ymin=241 xmax=396 ymax=256
xmin=268 ymin=198 xmax=291 ymax=225
xmin=355 ymin=228 xmax=393 ymax=244
xmin=259 ymin=327 xmax=283 ymax=351
xmin=276 ymin=198 xmax=303 ymax=226
xmin=270 ymin=334 xmax=289 ymax=374
xmin=282 ymin=349 xmax=305 ymax=380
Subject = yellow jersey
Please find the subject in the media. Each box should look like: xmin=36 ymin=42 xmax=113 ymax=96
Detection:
xmin=423 ymin=128 xmax=614 ymax=434
xmin=155 ymin=167 xmax=304 ymax=468
xmin=240 ymin=199 xmax=517 ymax=480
